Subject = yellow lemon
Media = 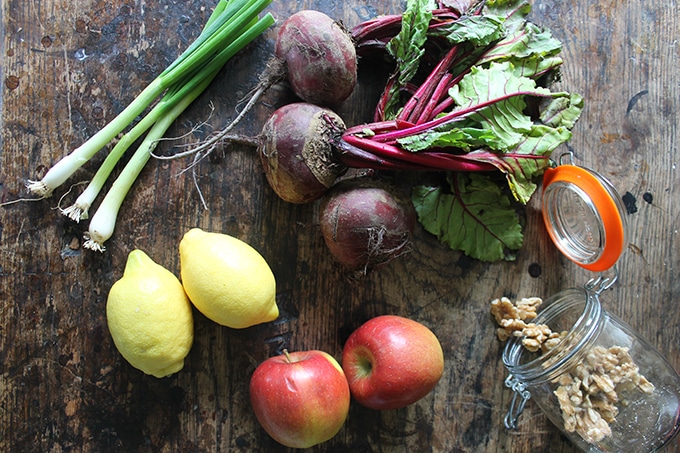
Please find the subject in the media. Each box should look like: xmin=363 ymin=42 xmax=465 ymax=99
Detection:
xmin=106 ymin=249 xmax=194 ymax=378
xmin=179 ymin=228 xmax=279 ymax=329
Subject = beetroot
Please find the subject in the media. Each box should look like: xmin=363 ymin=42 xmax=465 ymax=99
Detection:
xmin=319 ymin=179 xmax=416 ymax=272
xmin=181 ymin=10 xmax=357 ymax=162
xmin=275 ymin=10 xmax=357 ymax=106
xmin=258 ymin=102 xmax=348 ymax=204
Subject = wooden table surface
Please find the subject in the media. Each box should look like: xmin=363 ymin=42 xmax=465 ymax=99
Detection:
xmin=1 ymin=0 xmax=678 ymax=451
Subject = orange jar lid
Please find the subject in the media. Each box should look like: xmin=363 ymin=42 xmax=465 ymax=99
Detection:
xmin=541 ymin=164 xmax=627 ymax=272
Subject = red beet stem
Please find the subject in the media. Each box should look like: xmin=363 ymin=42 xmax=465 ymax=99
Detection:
xmin=351 ymin=8 xmax=462 ymax=54
xmin=430 ymin=73 xmax=466 ymax=118
xmin=415 ymin=72 xmax=453 ymax=125
xmin=370 ymin=90 xmax=555 ymax=144
xmin=400 ymin=46 xmax=459 ymax=123
xmin=339 ymin=133 xmax=497 ymax=172
xmin=334 ymin=136 xmax=434 ymax=171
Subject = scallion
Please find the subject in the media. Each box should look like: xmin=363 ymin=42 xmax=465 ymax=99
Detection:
xmin=27 ymin=0 xmax=273 ymax=198
xmin=26 ymin=0 xmax=275 ymax=251
xmin=83 ymin=12 xmax=275 ymax=251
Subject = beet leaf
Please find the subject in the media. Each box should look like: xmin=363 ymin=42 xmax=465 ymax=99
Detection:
xmin=435 ymin=14 xmax=505 ymax=46
xmin=412 ymin=172 xmax=523 ymax=261
xmin=382 ymin=0 xmax=435 ymax=119
xmin=448 ymin=62 xmax=552 ymax=148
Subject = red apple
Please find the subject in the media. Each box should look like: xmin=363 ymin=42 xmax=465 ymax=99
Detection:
xmin=249 ymin=349 xmax=350 ymax=448
xmin=342 ymin=315 xmax=444 ymax=410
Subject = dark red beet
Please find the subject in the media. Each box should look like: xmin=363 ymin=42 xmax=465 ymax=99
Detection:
xmin=275 ymin=10 xmax=357 ymax=106
xmin=258 ymin=102 xmax=348 ymax=204
xmin=319 ymin=179 xmax=416 ymax=272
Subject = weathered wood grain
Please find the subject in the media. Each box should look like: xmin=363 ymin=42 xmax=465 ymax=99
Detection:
xmin=1 ymin=0 xmax=678 ymax=451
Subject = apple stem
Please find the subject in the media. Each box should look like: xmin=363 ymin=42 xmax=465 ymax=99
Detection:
xmin=282 ymin=349 xmax=292 ymax=363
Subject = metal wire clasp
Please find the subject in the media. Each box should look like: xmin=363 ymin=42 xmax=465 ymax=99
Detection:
xmin=504 ymin=374 xmax=531 ymax=429
xmin=552 ymin=150 xmax=576 ymax=167
xmin=585 ymin=266 xmax=619 ymax=295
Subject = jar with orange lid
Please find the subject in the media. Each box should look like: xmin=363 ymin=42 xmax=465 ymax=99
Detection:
xmin=502 ymin=153 xmax=680 ymax=452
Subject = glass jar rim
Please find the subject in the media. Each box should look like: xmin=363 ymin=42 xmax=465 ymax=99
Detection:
xmin=502 ymin=287 xmax=603 ymax=384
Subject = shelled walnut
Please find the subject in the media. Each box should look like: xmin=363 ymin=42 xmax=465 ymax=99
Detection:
xmin=553 ymin=346 xmax=655 ymax=444
xmin=490 ymin=296 xmax=564 ymax=352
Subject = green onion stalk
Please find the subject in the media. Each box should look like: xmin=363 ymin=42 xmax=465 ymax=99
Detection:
xmin=81 ymin=79 xmax=208 ymax=251
xmin=26 ymin=0 xmax=274 ymax=199
xmin=82 ymin=12 xmax=275 ymax=251
xmin=60 ymin=0 xmax=233 ymax=222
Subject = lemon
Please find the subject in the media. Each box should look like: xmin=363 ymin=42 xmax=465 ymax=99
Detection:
xmin=106 ymin=249 xmax=194 ymax=378
xmin=179 ymin=228 xmax=279 ymax=329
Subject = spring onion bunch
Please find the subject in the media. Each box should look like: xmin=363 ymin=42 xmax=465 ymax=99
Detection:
xmin=27 ymin=0 xmax=275 ymax=251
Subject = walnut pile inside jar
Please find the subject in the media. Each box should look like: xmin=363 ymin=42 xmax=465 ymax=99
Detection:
xmin=491 ymin=296 xmax=655 ymax=445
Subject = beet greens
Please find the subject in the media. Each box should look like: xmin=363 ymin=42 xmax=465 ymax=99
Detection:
xmin=336 ymin=0 xmax=583 ymax=261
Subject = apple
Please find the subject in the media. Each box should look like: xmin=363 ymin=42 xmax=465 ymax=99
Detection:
xmin=342 ymin=315 xmax=444 ymax=410
xmin=249 ymin=349 xmax=350 ymax=448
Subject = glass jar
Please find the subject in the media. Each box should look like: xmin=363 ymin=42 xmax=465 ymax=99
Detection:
xmin=501 ymin=154 xmax=680 ymax=452
xmin=503 ymin=284 xmax=680 ymax=452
